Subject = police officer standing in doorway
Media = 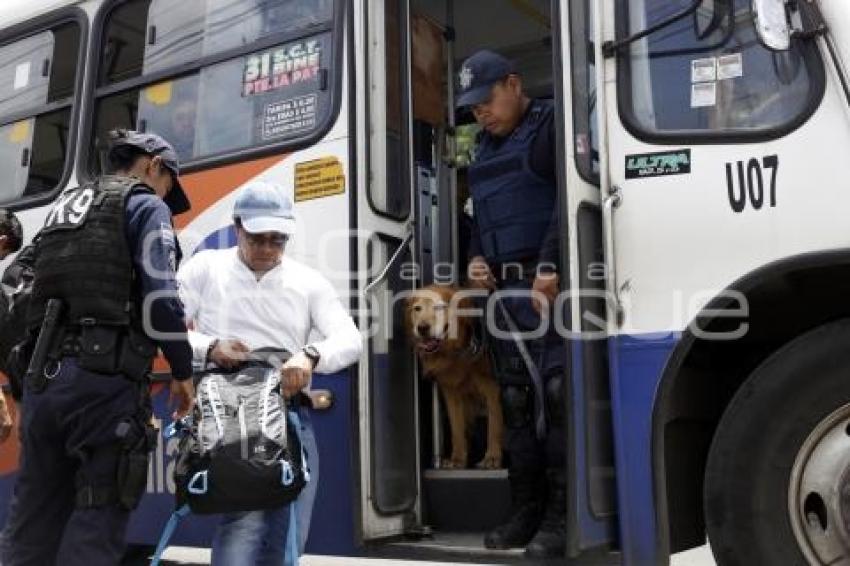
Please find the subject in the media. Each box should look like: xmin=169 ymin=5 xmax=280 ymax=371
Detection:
xmin=0 ymin=130 xmax=195 ymax=565
xmin=459 ymin=50 xmax=567 ymax=558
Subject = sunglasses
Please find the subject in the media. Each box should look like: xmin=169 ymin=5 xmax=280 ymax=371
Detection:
xmin=243 ymin=231 xmax=288 ymax=248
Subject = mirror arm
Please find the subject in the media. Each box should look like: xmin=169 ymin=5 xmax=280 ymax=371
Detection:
xmin=602 ymin=0 xmax=702 ymax=58
xmin=791 ymin=0 xmax=827 ymax=41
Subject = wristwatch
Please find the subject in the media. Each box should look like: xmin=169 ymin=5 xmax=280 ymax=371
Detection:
xmin=206 ymin=339 xmax=219 ymax=364
xmin=302 ymin=344 xmax=321 ymax=368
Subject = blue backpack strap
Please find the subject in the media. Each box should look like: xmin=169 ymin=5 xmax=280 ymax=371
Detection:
xmin=284 ymin=500 xmax=300 ymax=566
xmin=288 ymin=408 xmax=310 ymax=482
xmin=150 ymin=504 xmax=191 ymax=566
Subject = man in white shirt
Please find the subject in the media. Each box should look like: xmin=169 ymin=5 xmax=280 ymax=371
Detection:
xmin=177 ymin=180 xmax=362 ymax=565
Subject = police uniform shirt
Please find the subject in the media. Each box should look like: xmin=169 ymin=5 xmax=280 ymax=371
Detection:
xmin=125 ymin=192 xmax=193 ymax=380
xmin=176 ymin=247 xmax=362 ymax=376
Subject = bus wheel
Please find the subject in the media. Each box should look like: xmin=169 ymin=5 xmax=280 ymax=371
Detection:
xmin=704 ymin=320 xmax=850 ymax=566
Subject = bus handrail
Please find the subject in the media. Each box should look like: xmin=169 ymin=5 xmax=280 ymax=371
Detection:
xmin=364 ymin=226 xmax=414 ymax=296
xmin=602 ymin=185 xmax=624 ymax=326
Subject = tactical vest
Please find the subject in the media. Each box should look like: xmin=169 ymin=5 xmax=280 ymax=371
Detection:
xmin=468 ymin=100 xmax=556 ymax=265
xmin=29 ymin=176 xmax=154 ymax=328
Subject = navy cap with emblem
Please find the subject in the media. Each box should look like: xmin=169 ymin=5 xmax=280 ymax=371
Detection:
xmin=110 ymin=129 xmax=191 ymax=215
xmin=456 ymin=50 xmax=516 ymax=109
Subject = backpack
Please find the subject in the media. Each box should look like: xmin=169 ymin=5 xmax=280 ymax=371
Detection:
xmin=0 ymin=243 xmax=37 ymax=400
xmin=151 ymin=358 xmax=310 ymax=565
xmin=174 ymin=363 xmax=310 ymax=514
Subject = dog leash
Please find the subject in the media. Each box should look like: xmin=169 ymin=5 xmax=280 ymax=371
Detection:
xmin=495 ymin=299 xmax=547 ymax=440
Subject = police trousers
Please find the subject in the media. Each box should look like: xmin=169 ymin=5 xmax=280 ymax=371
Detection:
xmin=488 ymin=277 xmax=568 ymax=475
xmin=0 ymin=358 xmax=149 ymax=566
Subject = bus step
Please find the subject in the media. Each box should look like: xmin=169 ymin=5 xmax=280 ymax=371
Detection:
xmin=422 ymin=468 xmax=510 ymax=533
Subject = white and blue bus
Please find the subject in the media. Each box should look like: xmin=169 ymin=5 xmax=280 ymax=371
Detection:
xmin=0 ymin=0 xmax=849 ymax=564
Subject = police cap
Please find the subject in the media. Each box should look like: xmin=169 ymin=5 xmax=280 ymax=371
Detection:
xmin=110 ymin=130 xmax=191 ymax=215
xmin=456 ymin=50 xmax=516 ymax=108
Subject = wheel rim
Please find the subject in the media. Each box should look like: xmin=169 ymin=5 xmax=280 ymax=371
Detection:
xmin=789 ymin=402 xmax=850 ymax=565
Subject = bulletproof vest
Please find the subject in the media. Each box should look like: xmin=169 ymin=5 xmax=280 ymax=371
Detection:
xmin=29 ymin=176 xmax=155 ymax=328
xmin=468 ymin=100 xmax=557 ymax=265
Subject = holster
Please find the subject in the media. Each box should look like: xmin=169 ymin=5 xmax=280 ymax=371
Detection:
xmin=26 ymin=299 xmax=64 ymax=393
xmin=5 ymin=335 xmax=33 ymax=400
xmin=116 ymin=416 xmax=158 ymax=510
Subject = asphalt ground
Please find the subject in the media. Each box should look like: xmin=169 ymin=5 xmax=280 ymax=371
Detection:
xmin=153 ymin=544 xmax=717 ymax=565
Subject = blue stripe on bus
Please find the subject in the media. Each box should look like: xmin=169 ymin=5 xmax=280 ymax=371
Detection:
xmin=193 ymin=225 xmax=237 ymax=255
xmin=569 ymin=339 xmax=618 ymax=548
xmin=609 ymin=332 xmax=680 ymax=566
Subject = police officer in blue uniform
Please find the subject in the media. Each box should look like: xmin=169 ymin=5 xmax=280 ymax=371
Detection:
xmin=0 ymin=130 xmax=195 ymax=566
xmin=459 ymin=50 xmax=567 ymax=558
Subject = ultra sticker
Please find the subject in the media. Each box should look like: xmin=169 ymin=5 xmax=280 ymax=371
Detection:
xmin=294 ymin=157 xmax=345 ymax=202
xmin=625 ymin=150 xmax=691 ymax=180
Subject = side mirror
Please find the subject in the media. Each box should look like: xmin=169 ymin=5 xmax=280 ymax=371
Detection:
xmin=752 ymin=0 xmax=791 ymax=51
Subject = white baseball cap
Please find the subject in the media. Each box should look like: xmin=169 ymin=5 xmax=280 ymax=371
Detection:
xmin=232 ymin=181 xmax=296 ymax=235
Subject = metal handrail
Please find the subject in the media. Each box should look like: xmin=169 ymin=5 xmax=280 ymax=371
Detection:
xmin=364 ymin=227 xmax=414 ymax=296
xmin=602 ymin=185 xmax=623 ymax=326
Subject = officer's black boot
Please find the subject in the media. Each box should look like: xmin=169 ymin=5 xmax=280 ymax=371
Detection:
xmin=524 ymin=468 xmax=567 ymax=558
xmin=484 ymin=468 xmax=545 ymax=549
xmin=482 ymin=370 xmax=547 ymax=549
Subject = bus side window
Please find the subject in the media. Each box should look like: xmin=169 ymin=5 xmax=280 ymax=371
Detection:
xmin=92 ymin=0 xmax=337 ymax=172
xmin=570 ymin=0 xmax=599 ymax=183
xmin=0 ymin=22 xmax=80 ymax=203
xmin=137 ymin=77 xmax=200 ymax=162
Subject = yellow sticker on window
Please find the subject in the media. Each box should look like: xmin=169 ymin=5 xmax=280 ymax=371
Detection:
xmin=145 ymin=81 xmax=173 ymax=106
xmin=8 ymin=120 xmax=30 ymax=143
xmin=294 ymin=157 xmax=345 ymax=202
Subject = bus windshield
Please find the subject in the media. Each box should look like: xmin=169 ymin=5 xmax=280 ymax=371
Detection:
xmin=619 ymin=0 xmax=823 ymax=138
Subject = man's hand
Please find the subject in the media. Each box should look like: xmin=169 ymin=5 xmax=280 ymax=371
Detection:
xmin=468 ymin=255 xmax=495 ymax=290
xmin=280 ymin=352 xmax=314 ymax=398
xmin=209 ymin=339 xmax=250 ymax=369
xmin=532 ymin=271 xmax=560 ymax=315
xmin=0 ymin=394 xmax=13 ymax=444
xmin=170 ymin=379 xmax=195 ymax=420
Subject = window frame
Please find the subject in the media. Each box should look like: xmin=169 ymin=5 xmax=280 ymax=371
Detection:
xmin=0 ymin=7 xmax=88 ymax=211
xmin=363 ymin=0 xmax=413 ymax=222
xmin=81 ymin=0 xmax=345 ymax=181
xmin=568 ymin=0 xmax=600 ymax=186
xmin=615 ymin=1 xmax=828 ymax=145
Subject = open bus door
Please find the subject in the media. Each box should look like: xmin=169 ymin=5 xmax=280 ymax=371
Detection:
xmin=353 ymin=0 xmax=421 ymax=543
xmin=554 ymin=0 xmax=620 ymax=557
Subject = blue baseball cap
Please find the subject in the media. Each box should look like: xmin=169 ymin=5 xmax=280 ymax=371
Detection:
xmin=110 ymin=129 xmax=191 ymax=215
xmin=233 ymin=181 xmax=296 ymax=236
xmin=456 ymin=50 xmax=516 ymax=108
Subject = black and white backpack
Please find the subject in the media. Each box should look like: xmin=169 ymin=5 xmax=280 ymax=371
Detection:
xmin=152 ymin=355 xmax=310 ymax=564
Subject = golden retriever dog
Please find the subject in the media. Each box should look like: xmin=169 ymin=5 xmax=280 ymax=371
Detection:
xmin=405 ymin=285 xmax=503 ymax=469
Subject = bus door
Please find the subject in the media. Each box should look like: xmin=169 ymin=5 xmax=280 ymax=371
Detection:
xmin=555 ymin=0 xmax=620 ymax=556
xmin=354 ymin=0 xmax=421 ymax=542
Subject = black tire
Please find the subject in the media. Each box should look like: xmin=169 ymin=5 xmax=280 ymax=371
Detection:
xmin=704 ymin=319 xmax=850 ymax=566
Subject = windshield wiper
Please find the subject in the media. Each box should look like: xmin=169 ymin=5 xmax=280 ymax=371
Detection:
xmin=602 ymin=0 xmax=702 ymax=58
